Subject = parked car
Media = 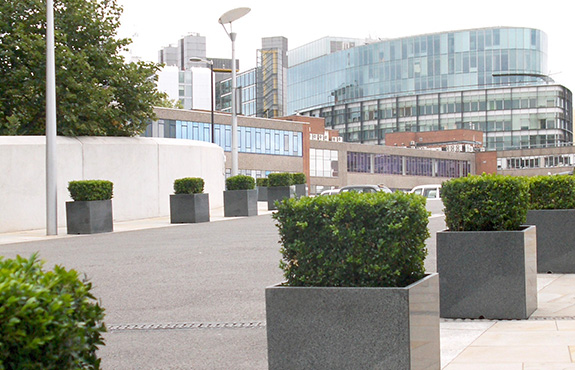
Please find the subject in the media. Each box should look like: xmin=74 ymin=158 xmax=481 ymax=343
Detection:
xmin=409 ymin=184 xmax=441 ymax=199
xmin=339 ymin=184 xmax=392 ymax=194
xmin=320 ymin=188 xmax=340 ymax=196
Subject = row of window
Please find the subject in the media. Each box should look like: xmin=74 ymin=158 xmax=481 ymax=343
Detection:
xmin=310 ymin=149 xmax=339 ymax=177
xmin=347 ymin=152 xmax=471 ymax=178
xmin=499 ymin=154 xmax=575 ymax=170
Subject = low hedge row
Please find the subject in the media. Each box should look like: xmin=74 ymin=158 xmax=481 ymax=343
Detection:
xmin=528 ymin=175 xmax=575 ymax=210
xmin=174 ymin=177 xmax=204 ymax=194
xmin=267 ymin=172 xmax=306 ymax=187
xmin=68 ymin=180 xmax=113 ymax=201
xmin=226 ymin=175 xmax=255 ymax=191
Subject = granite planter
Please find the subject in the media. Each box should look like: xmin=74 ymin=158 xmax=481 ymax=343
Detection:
xmin=170 ymin=193 xmax=210 ymax=223
xmin=267 ymin=186 xmax=294 ymax=210
xmin=266 ymin=274 xmax=440 ymax=370
xmin=66 ymin=199 xmax=113 ymax=234
xmin=256 ymin=186 xmax=268 ymax=202
xmin=437 ymin=225 xmax=537 ymax=319
xmin=527 ymin=209 xmax=575 ymax=273
xmin=224 ymin=189 xmax=258 ymax=217
xmin=293 ymin=183 xmax=308 ymax=198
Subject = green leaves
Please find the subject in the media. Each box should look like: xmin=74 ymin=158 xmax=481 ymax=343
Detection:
xmin=528 ymin=175 xmax=575 ymax=210
xmin=68 ymin=180 xmax=113 ymax=201
xmin=174 ymin=177 xmax=205 ymax=194
xmin=273 ymin=191 xmax=430 ymax=288
xmin=268 ymin=173 xmax=293 ymax=187
xmin=0 ymin=254 xmax=106 ymax=369
xmin=0 ymin=0 xmax=165 ymax=136
xmin=225 ymin=175 xmax=255 ymax=191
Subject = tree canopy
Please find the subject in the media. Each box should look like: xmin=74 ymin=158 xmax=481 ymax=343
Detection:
xmin=0 ymin=0 xmax=167 ymax=136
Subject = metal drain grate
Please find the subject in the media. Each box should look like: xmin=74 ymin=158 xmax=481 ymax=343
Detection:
xmin=108 ymin=321 xmax=266 ymax=332
xmin=442 ymin=316 xmax=575 ymax=322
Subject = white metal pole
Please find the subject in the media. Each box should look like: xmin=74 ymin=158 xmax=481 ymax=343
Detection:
xmin=46 ymin=0 xmax=58 ymax=235
xmin=231 ymin=32 xmax=238 ymax=176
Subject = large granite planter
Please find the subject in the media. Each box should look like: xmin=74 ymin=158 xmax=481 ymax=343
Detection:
xmin=293 ymin=183 xmax=308 ymax=198
xmin=66 ymin=199 xmax=113 ymax=234
xmin=224 ymin=189 xmax=257 ymax=217
xmin=527 ymin=209 xmax=575 ymax=273
xmin=266 ymin=274 xmax=440 ymax=370
xmin=170 ymin=193 xmax=210 ymax=223
xmin=437 ymin=225 xmax=537 ymax=319
xmin=267 ymin=186 xmax=294 ymax=210
xmin=256 ymin=186 xmax=268 ymax=202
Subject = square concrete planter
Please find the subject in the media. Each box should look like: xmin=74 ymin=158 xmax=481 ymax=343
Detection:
xmin=267 ymin=186 xmax=294 ymax=210
xmin=437 ymin=225 xmax=537 ymax=319
xmin=170 ymin=193 xmax=210 ymax=223
xmin=266 ymin=274 xmax=440 ymax=370
xmin=527 ymin=209 xmax=575 ymax=273
xmin=293 ymin=183 xmax=308 ymax=198
xmin=256 ymin=186 xmax=268 ymax=201
xmin=66 ymin=199 xmax=113 ymax=234
xmin=224 ymin=189 xmax=258 ymax=217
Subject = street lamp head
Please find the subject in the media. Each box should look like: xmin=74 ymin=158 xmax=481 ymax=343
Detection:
xmin=218 ymin=7 xmax=250 ymax=25
xmin=189 ymin=57 xmax=213 ymax=65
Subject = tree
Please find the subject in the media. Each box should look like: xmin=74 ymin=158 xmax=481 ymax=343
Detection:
xmin=0 ymin=0 xmax=167 ymax=136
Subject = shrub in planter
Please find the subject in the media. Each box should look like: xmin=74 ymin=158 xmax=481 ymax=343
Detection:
xmin=291 ymin=173 xmax=306 ymax=185
xmin=256 ymin=177 xmax=269 ymax=187
xmin=438 ymin=174 xmax=536 ymax=319
xmin=67 ymin=180 xmax=114 ymax=234
xmin=266 ymin=192 xmax=439 ymax=369
xmin=171 ymin=177 xmax=209 ymax=223
xmin=224 ymin=175 xmax=257 ymax=217
xmin=527 ymin=175 xmax=575 ymax=273
xmin=267 ymin=173 xmax=294 ymax=210
xmin=256 ymin=177 xmax=269 ymax=201
xmin=268 ymin=172 xmax=293 ymax=187
xmin=0 ymin=254 xmax=106 ymax=369
xmin=291 ymin=173 xmax=307 ymax=198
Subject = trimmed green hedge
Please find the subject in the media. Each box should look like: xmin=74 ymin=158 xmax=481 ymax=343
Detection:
xmin=529 ymin=175 xmax=575 ymax=210
xmin=291 ymin=173 xmax=306 ymax=185
xmin=0 ymin=254 xmax=106 ymax=369
xmin=68 ymin=180 xmax=113 ymax=201
xmin=268 ymin=173 xmax=292 ymax=187
xmin=226 ymin=175 xmax=255 ymax=190
xmin=174 ymin=177 xmax=204 ymax=194
xmin=256 ymin=177 xmax=269 ymax=187
xmin=442 ymin=174 xmax=529 ymax=231
xmin=273 ymin=191 xmax=430 ymax=288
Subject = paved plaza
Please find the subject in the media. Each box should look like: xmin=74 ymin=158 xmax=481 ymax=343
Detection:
xmin=2 ymin=204 xmax=575 ymax=369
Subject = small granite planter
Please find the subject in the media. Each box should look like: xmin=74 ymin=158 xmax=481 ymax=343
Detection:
xmin=170 ymin=193 xmax=210 ymax=223
xmin=66 ymin=199 xmax=113 ymax=234
xmin=267 ymin=186 xmax=294 ymax=210
xmin=437 ymin=225 xmax=537 ymax=319
xmin=224 ymin=189 xmax=258 ymax=217
xmin=266 ymin=273 xmax=440 ymax=370
xmin=527 ymin=209 xmax=575 ymax=273
xmin=293 ymin=183 xmax=307 ymax=198
xmin=256 ymin=186 xmax=268 ymax=202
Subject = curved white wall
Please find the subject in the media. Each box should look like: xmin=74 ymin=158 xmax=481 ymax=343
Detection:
xmin=0 ymin=136 xmax=225 ymax=233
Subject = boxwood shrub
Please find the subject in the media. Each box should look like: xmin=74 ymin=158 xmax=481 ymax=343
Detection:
xmin=268 ymin=172 xmax=292 ymax=187
xmin=442 ymin=174 xmax=529 ymax=231
xmin=226 ymin=175 xmax=255 ymax=190
xmin=0 ymin=254 xmax=106 ymax=369
xmin=174 ymin=177 xmax=204 ymax=194
xmin=68 ymin=180 xmax=113 ymax=201
xmin=291 ymin=173 xmax=306 ymax=185
xmin=528 ymin=175 xmax=575 ymax=210
xmin=256 ymin=177 xmax=269 ymax=187
xmin=273 ymin=191 xmax=430 ymax=288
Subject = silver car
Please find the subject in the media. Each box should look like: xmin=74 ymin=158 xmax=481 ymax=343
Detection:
xmin=339 ymin=184 xmax=392 ymax=194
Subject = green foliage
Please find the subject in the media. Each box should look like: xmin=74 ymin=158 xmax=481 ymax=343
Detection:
xmin=442 ymin=174 xmax=529 ymax=231
xmin=273 ymin=191 xmax=430 ymax=288
xmin=256 ymin=177 xmax=269 ymax=187
xmin=68 ymin=180 xmax=113 ymax=201
xmin=226 ymin=175 xmax=255 ymax=191
xmin=0 ymin=254 xmax=106 ymax=369
xmin=268 ymin=173 xmax=292 ymax=187
xmin=528 ymin=175 xmax=575 ymax=210
xmin=291 ymin=173 xmax=306 ymax=185
xmin=0 ymin=0 xmax=167 ymax=136
xmin=174 ymin=177 xmax=204 ymax=194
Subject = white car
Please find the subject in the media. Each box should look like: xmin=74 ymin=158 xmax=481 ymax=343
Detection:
xmin=339 ymin=184 xmax=392 ymax=194
xmin=320 ymin=188 xmax=340 ymax=196
xmin=409 ymin=184 xmax=441 ymax=199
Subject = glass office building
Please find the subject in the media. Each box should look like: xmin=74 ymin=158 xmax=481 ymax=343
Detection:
xmin=288 ymin=27 xmax=573 ymax=150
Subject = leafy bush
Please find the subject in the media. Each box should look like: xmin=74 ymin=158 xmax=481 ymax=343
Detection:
xmin=442 ymin=174 xmax=529 ymax=231
xmin=174 ymin=177 xmax=204 ymax=194
xmin=256 ymin=177 xmax=269 ymax=187
xmin=273 ymin=191 xmax=429 ymax=288
xmin=528 ymin=175 xmax=575 ymax=210
xmin=226 ymin=175 xmax=255 ymax=190
xmin=0 ymin=254 xmax=106 ymax=369
xmin=291 ymin=173 xmax=306 ymax=185
xmin=68 ymin=180 xmax=113 ymax=201
xmin=268 ymin=173 xmax=292 ymax=187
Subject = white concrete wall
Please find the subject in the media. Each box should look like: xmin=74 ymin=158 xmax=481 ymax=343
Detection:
xmin=0 ymin=136 xmax=225 ymax=233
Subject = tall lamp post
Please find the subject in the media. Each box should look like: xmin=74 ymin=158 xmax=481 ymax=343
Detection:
xmin=218 ymin=7 xmax=250 ymax=176
xmin=190 ymin=57 xmax=215 ymax=144
xmin=46 ymin=0 xmax=58 ymax=235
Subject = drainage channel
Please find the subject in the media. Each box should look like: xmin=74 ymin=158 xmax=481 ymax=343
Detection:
xmin=108 ymin=321 xmax=266 ymax=332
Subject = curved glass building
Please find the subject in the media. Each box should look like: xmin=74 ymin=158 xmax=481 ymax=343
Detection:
xmin=288 ymin=27 xmax=572 ymax=150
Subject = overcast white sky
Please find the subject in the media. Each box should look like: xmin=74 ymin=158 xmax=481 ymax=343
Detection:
xmin=116 ymin=0 xmax=574 ymax=91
